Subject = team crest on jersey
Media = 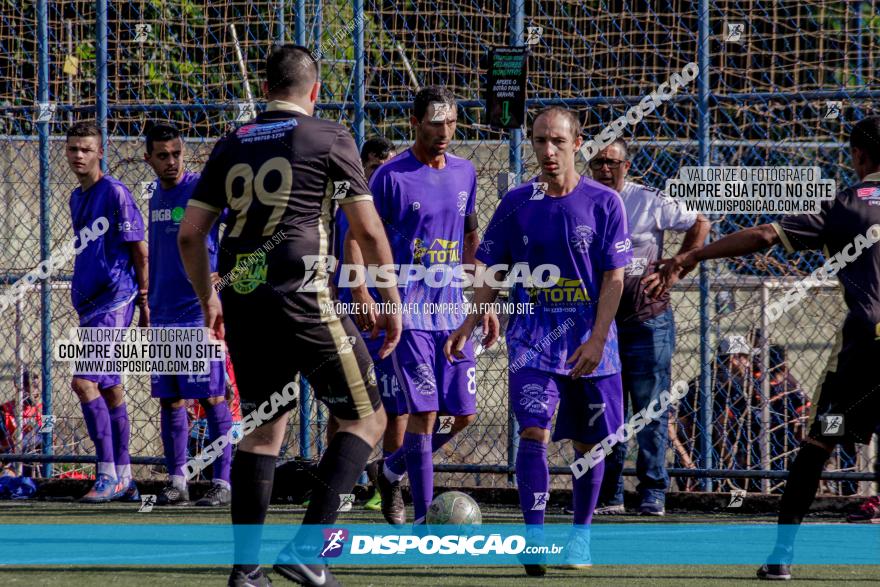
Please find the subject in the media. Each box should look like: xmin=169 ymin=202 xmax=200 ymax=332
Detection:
xmin=457 ymin=191 xmax=468 ymax=216
xmin=367 ymin=364 xmax=377 ymax=387
xmin=332 ymin=181 xmax=350 ymax=200
xmin=231 ymin=250 xmax=268 ymax=294
xmin=530 ymin=182 xmax=547 ymax=200
xmin=519 ymin=383 xmax=550 ymax=415
xmin=570 ymin=225 xmax=595 ymax=252
xmin=413 ymin=364 xmax=437 ymax=395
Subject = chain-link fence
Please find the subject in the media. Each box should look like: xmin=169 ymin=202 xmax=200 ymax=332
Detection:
xmin=1 ymin=0 xmax=878 ymax=495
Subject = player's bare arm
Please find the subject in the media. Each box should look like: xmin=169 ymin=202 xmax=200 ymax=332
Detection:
xmin=643 ymin=213 xmax=710 ymax=297
xmin=177 ymin=205 xmax=223 ymax=340
xmin=566 ymin=266 xmax=624 ymax=378
xmin=654 ymin=223 xmax=781 ymax=297
xmin=462 ymin=228 xmax=480 ymax=267
xmin=343 ymin=230 xmax=378 ymax=332
xmin=128 ymin=240 xmax=149 ymax=327
xmin=341 ymin=199 xmax=402 ymax=358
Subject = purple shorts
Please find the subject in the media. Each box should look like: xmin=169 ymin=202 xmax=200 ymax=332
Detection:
xmin=150 ymin=358 xmax=225 ymax=399
xmin=74 ymin=300 xmax=135 ymax=390
xmin=392 ymin=330 xmax=476 ymax=416
xmin=364 ymin=336 xmax=406 ymax=416
xmin=509 ymin=368 xmax=623 ymax=444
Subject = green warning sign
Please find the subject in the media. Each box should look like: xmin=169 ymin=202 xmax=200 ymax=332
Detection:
xmin=486 ymin=47 xmax=528 ymax=129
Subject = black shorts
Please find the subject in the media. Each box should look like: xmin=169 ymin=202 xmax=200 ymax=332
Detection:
xmin=808 ymin=322 xmax=880 ymax=444
xmin=222 ymin=293 xmax=381 ymax=422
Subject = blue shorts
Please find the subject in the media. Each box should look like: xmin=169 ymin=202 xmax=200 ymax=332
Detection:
xmin=364 ymin=335 xmax=406 ymax=416
xmin=74 ymin=300 xmax=135 ymax=390
xmin=150 ymin=359 xmax=225 ymax=400
xmin=392 ymin=330 xmax=476 ymax=416
xmin=509 ymin=368 xmax=623 ymax=444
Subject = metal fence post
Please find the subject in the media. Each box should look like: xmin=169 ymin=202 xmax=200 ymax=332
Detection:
xmin=697 ymin=0 xmax=713 ymax=492
xmin=97 ymin=0 xmax=108 ymax=171
xmin=760 ymin=284 xmax=771 ymax=493
xmin=507 ymin=0 xmax=525 ymax=485
xmin=276 ymin=0 xmax=286 ymax=43
xmin=37 ymin=0 xmax=53 ymax=478
xmin=352 ymin=0 xmax=365 ymax=149
xmin=294 ymin=0 xmax=305 ymax=44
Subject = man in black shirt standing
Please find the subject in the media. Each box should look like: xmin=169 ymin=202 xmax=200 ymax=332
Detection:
xmin=179 ymin=45 xmax=401 ymax=587
xmin=658 ymin=116 xmax=880 ymax=581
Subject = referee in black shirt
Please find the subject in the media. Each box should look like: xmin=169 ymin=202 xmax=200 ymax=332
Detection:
xmin=658 ymin=116 xmax=880 ymax=581
xmin=180 ymin=45 xmax=401 ymax=587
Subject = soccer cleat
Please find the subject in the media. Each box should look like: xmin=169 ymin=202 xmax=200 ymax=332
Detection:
xmin=846 ymin=496 xmax=880 ymax=523
xmin=196 ymin=483 xmax=232 ymax=507
xmin=520 ymin=528 xmax=547 ymax=577
xmin=274 ymin=546 xmax=341 ymax=587
xmin=228 ymin=567 xmax=273 ymax=587
xmin=757 ymin=563 xmax=792 ymax=580
xmin=363 ymin=488 xmax=382 ymax=511
xmin=111 ymin=479 xmax=140 ymax=502
xmin=79 ymin=473 xmax=118 ymax=503
xmin=156 ymin=483 xmax=191 ymax=506
xmin=376 ymin=462 xmax=406 ymax=525
xmin=594 ymin=503 xmax=625 ymax=515
xmin=561 ymin=529 xmax=592 ymax=570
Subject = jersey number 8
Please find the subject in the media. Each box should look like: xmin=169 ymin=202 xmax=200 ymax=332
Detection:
xmin=225 ymin=157 xmax=293 ymax=237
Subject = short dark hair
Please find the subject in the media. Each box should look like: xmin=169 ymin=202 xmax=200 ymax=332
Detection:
xmin=609 ymin=137 xmax=628 ymax=158
xmin=850 ymin=116 xmax=880 ymax=166
xmin=413 ymin=86 xmax=456 ymax=122
xmin=530 ymin=106 xmax=582 ymax=140
xmin=66 ymin=122 xmax=101 ymax=141
xmin=145 ymin=123 xmax=181 ymax=154
xmin=265 ymin=44 xmax=319 ymax=97
xmin=360 ymin=136 xmax=395 ymax=164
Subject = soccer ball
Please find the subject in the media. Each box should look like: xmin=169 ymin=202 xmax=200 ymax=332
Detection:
xmin=426 ymin=491 xmax=482 ymax=525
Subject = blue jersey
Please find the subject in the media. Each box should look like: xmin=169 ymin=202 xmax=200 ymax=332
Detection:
xmin=477 ymin=177 xmax=631 ymax=377
xmin=148 ymin=171 xmax=221 ymax=324
xmin=370 ymin=149 xmax=477 ymax=331
xmin=69 ymin=175 xmax=145 ymax=319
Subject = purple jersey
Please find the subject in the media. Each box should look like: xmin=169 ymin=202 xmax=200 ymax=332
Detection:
xmin=148 ymin=171 xmax=221 ymax=324
xmin=370 ymin=149 xmax=477 ymax=331
xmin=69 ymin=175 xmax=145 ymax=319
xmin=478 ymin=176 xmax=631 ymax=377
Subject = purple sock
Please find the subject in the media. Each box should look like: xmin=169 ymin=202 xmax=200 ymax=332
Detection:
xmin=573 ymin=450 xmax=604 ymax=525
xmin=384 ymin=444 xmax=407 ymax=476
xmin=81 ymin=397 xmax=115 ymax=478
xmin=204 ymin=401 xmax=233 ymax=485
xmin=402 ymin=432 xmax=433 ymax=521
xmin=161 ymin=406 xmax=189 ymax=480
xmin=516 ymin=438 xmax=549 ymax=525
xmin=108 ymin=402 xmax=131 ymax=482
xmin=385 ymin=421 xmax=455 ymax=477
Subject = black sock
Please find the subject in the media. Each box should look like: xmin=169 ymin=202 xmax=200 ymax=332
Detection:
xmin=231 ymin=450 xmax=276 ymax=573
xmin=772 ymin=442 xmax=832 ymax=558
xmin=302 ymin=431 xmax=373 ymax=525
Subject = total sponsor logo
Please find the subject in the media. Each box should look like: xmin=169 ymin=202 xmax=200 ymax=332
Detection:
xmin=413 ymin=238 xmax=461 ymax=265
xmin=526 ymin=276 xmax=590 ymax=304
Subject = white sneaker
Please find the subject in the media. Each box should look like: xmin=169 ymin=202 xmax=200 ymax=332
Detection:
xmin=594 ymin=503 xmax=625 ymax=515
